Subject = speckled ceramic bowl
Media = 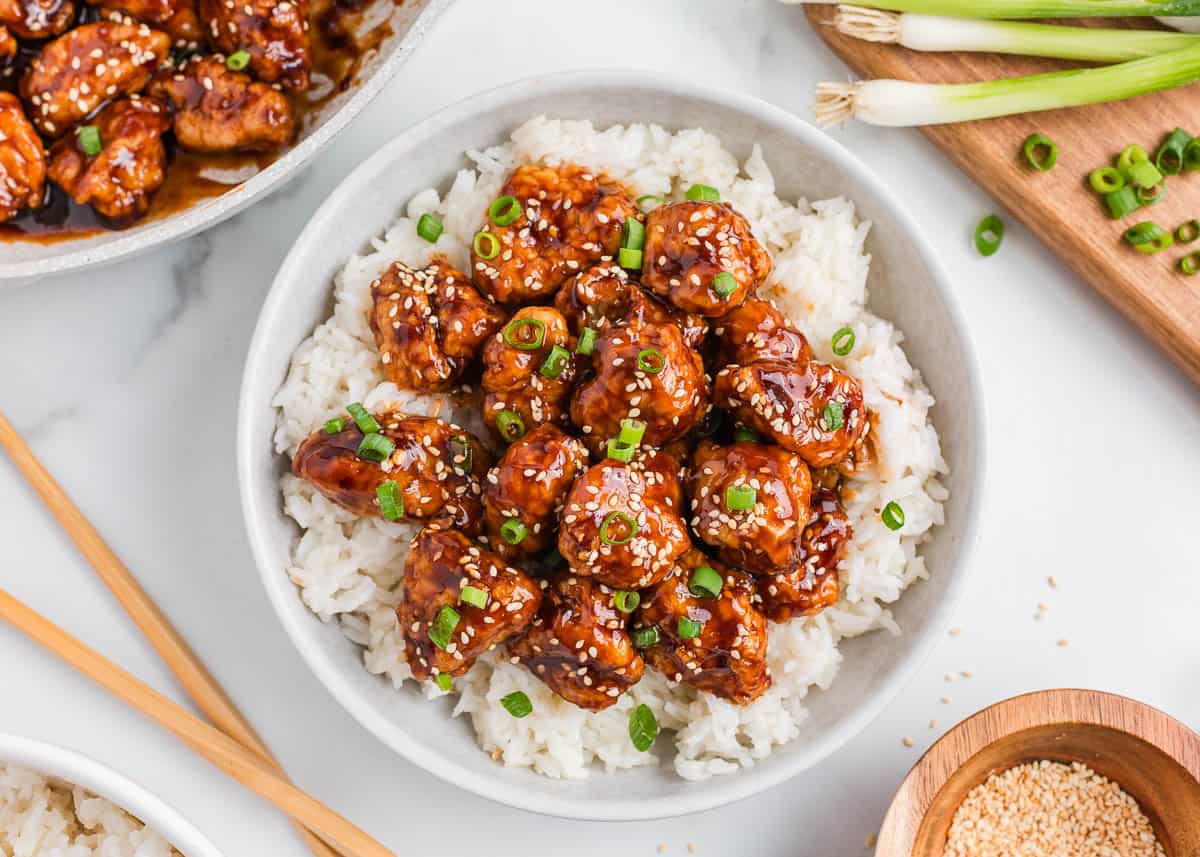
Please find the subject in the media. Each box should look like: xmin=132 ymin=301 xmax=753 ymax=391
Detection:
xmin=237 ymin=70 xmax=987 ymax=821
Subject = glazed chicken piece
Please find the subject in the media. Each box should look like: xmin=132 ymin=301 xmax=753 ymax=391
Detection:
xmin=0 ymin=25 xmax=14 ymax=56
xmin=47 ymin=97 xmax=170 ymax=223
xmin=471 ymin=163 xmax=640 ymax=305
xmin=634 ymin=550 xmax=771 ymax=705
xmin=365 ymin=256 xmax=505 ymax=392
xmin=571 ymin=312 xmax=708 ymax=453
xmin=688 ymin=440 xmax=813 ymax=577
xmin=292 ymin=412 xmax=491 ymax=535
xmin=86 ymin=0 xmax=201 ymax=44
xmin=713 ymin=359 xmax=866 ymax=469
xmin=0 ymin=93 xmax=45 ymax=224
xmin=147 ymin=55 xmax=294 ymax=153
xmin=759 ymin=488 xmax=849 ymax=622
xmin=197 ymin=0 xmax=311 ymax=90
xmin=481 ymin=306 xmax=579 ymax=442
xmin=509 ymin=574 xmax=645 ymax=710
xmin=21 ymin=22 xmax=171 ymax=138
xmin=715 ymin=296 xmax=811 ymax=368
xmin=483 ymin=424 xmax=589 ymax=561
xmin=399 ymin=528 xmax=541 ymax=682
xmin=641 ymin=201 xmax=772 ymax=318
xmin=557 ymin=451 xmax=689 ymax=591
xmin=0 ymin=0 xmax=74 ymax=40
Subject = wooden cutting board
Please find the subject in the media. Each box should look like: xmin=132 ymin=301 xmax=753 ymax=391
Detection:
xmin=806 ymin=6 xmax=1200 ymax=385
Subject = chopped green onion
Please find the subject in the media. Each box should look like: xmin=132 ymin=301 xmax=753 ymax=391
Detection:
xmin=1136 ymin=232 xmax=1174 ymax=255
xmin=1179 ymin=251 xmax=1200 ymax=275
xmin=323 ymin=417 xmax=345 ymax=434
xmin=225 ymin=49 xmax=251 ymax=71
xmin=822 ymin=401 xmax=845 ymax=432
xmin=636 ymin=347 xmax=665 ymax=375
xmin=613 ymin=590 xmax=640 ymax=613
xmin=619 ymin=247 xmax=644 ymax=270
xmin=677 ymin=616 xmax=702 ymax=640
xmin=618 ymin=418 xmax=646 ymax=447
xmin=449 ymin=435 xmax=473 ymax=474
xmin=1089 ymin=167 xmax=1125 ymax=195
xmin=1184 ymin=138 xmax=1200 ymax=171
xmin=606 ymin=439 xmax=635 ymax=463
xmin=600 ymin=510 xmax=638 ymax=546
xmin=636 ymin=194 xmax=664 ymax=212
xmin=732 ymin=425 xmax=761 ymax=443
xmin=488 ymin=195 xmax=521 ymax=226
xmin=1128 ymin=159 xmax=1163 ymax=189
xmin=460 ymin=585 xmax=489 ymax=609
xmin=688 ymin=565 xmax=723 ymax=599
xmin=496 ymin=409 xmax=526 ymax=442
xmin=974 ymin=215 xmax=1004 ymax=257
xmin=1137 ymin=182 xmax=1167 ymax=205
xmin=831 ymin=326 xmax=856 ymax=356
xmin=346 ymin=402 xmax=380 ymax=434
xmin=576 ymin=327 xmax=597 ymax=356
xmin=1177 ymin=220 xmax=1200 ymax=244
xmin=685 ymin=183 xmax=720 ymax=202
xmin=1123 ymin=221 xmax=1166 ymax=246
xmin=500 ymin=691 xmax=532 ymax=718
xmin=814 ymin=1 xmax=1200 ymax=22
xmin=632 ymin=626 xmax=660 ymax=648
xmin=1118 ymin=144 xmax=1149 ymax=178
xmin=1156 ymin=128 xmax=1193 ymax=175
xmin=1105 ymin=186 xmax=1142 ymax=219
xmin=376 ymin=481 xmax=404 ymax=521
xmin=473 ymin=231 xmax=499 ymax=260
xmin=539 ymin=344 xmax=571 ymax=379
xmin=500 ymin=518 xmax=528 ymax=546
xmin=628 ymin=704 xmax=659 ymax=752
xmin=356 ymin=432 xmax=395 ymax=463
xmin=712 ymin=271 xmax=738 ymax=298
xmin=881 ymin=501 xmax=905 ymax=532
xmin=428 ymin=605 xmax=460 ymax=650
xmin=623 ymin=217 xmax=646 ymax=251
xmin=1022 ymin=133 xmax=1058 ymax=171
xmin=503 ymin=317 xmax=546 ymax=351
xmin=725 ymin=484 xmax=756 ymax=511
xmin=77 ymin=125 xmax=102 ymax=157
xmin=435 ymin=673 xmax=454 ymax=691
xmin=417 ymin=213 xmax=443 ymax=243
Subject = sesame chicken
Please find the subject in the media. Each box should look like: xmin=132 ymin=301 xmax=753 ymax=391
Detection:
xmin=367 ymin=256 xmax=505 ymax=391
xmin=147 ymin=55 xmax=294 ymax=153
xmin=509 ymin=574 xmax=645 ymax=711
xmin=0 ymin=92 xmax=45 ymax=224
xmin=399 ymin=528 xmax=541 ymax=682
xmin=714 ymin=296 xmax=812 ymax=368
xmin=471 ymin=163 xmax=639 ymax=305
xmin=292 ymin=412 xmax=491 ymax=535
xmin=483 ymin=424 xmax=589 ymax=561
xmin=634 ymin=550 xmax=771 ymax=705
xmin=0 ymin=0 xmax=74 ymax=40
xmin=197 ymin=0 xmax=311 ymax=90
xmin=0 ymin=25 xmax=14 ymax=56
xmin=86 ymin=0 xmax=202 ymax=44
xmin=758 ymin=488 xmax=849 ymax=622
xmin=641 ymin=201 xmax=772 ymax=317
xmin=481 ymin=306 xmax=579 ymax=441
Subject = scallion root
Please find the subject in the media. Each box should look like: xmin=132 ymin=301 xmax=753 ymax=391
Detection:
xmin=813 ymin=83 xmax=861 ymax=127
xmin=835 ymin=6 xmax=902 ymax=43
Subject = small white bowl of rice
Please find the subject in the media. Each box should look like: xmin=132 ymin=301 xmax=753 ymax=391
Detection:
xmin=238 ymin=70 xmax=986 ymax=820
xmin=0 ymin=734 xmax=223 ymax=857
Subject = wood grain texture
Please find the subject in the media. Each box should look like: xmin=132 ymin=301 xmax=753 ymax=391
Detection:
xmin=875 ymin=689 xmax=1200 ymax=857
xmin=806 ymin=6 xmax=1200 ymax=385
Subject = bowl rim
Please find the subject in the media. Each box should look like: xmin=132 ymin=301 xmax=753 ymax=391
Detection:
xmin=0 ymin=0 xmax=454 ymax=288
xmin=237 ymin=68 xmax=988 ymax=821
xmin=0 ymin=733 xmax=226 ymax=857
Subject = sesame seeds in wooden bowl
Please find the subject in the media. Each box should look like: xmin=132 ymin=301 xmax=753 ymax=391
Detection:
xmin=875 ymin=689 xmax=1200 ymax=857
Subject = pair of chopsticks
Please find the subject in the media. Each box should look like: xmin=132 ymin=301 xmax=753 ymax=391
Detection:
xmin=0 ymin=410 xmax=394 ymax=857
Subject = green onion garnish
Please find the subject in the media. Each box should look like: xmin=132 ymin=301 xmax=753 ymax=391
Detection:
xmin=460 ymin=585 xmax=489 ymax=609
xmin=618 ymin=418 xmax=646 ymax=447
xmin=632 ymin=626 xmax=660 ymax=648
xmin=356 ymin=432 xmax=395 ymax=463
xmin=1022 ymin=133 xmax=1058 ymax=171
xmin=376 ymin=481 xmax=404 ymax=521
xmin=417 ymin=213 xmax=443 ymax=243
xmin=501 ymin=691 xmax=532 ymax=718
xmin=1137 ymin=182 xmax=1167 ymax=205
xmin=1088 ymin=167 xmax=1125 ymax=195
xmin=974 ymin=215 xmax=1004 ymax=257
xmin=449 ymin=435 xmax=473 ymax=475
xmin=732 ymin=425 xmax=761 ymax=443
xmin=831 ymin=326 xmax=856 ymax=357
xmin=1105 ymin=186 xmax=1142 ymax=219
xmin=619 ymin=247 xmax=644 ymax=270
xmin=623 ymin=217 xmax=646 ymax=251
xmin=1184 ymin=138 xmax=1200 ymax=172
xmin=636 ymin=347 xmax=665 ymax=375
xmin=539 ymin=344 xmax=570 ymax=379
xmin=225 ymin=49 xmax=251 ymax=71
xmin=500 ymin=518 xmax=528 ymax=546
xmin=613 ymin=590 xmax=640 ymax=613
xmin=473 ymin=231 xmax=499 ymax=260
xmin=346 ymin=402 xmax=380 ymax=434
xmin=435 ymin=673 xmax=454 ymax=691
xmin=677 ymin=617 xmax=702 ymax=640
xmin=496 ymin=409 xmax=526 ymax=442
xmin=636 ymin=194 xmax=664 ymax=212
xmin=600 ymin=510 xmax=638 ymax=546
xmin=1156 ymin=128 xmax=1192 ymax=176
xmin=1123 ymin=221 xmax=1166 ymax=246
xmin=1136 ymin=231 xmax=1174 ymax=255
xmin=1176 ymin=220 xmax=1200 ymax=244
xmin=685 ymin=183 xmax=720 ymax=202
xmin=628 ymin=704 xmax=658 ymax=752
xmin=576 ymin=327 xmax=597 ymax=356
xmin=429 ymin=605 xmax=460 ymax=650
xmin=881 ymin=501 xmax=905 ymax=532
xmin=725 ymin=484 xmax=756 ymax=511
xmin=77 ymin=125 xmax=102 ymax=157
xmin=323 ymin=417 xmax=345 ymax=434
xmin=1128 ymin=159 xmax=1163 ymax=189
xmin=488 ymin=195 xmax=521 ymax=226
xmin=607 ymin=439 xmax=636 ymax=463
xmin=823 ymin=401 xmax=845 ymax=432
xmin=503 ymin=317 xmax=546 ymax=351
xmin=1179 ymin=252 xmax=1200 ymax=276
xmin=1118 ymin=144 xmax=1149 ymax=179
xmin=688 ymin=565 xmax=723 ymax=599
xmin=712 ymin=271 xmax=737 ymax=298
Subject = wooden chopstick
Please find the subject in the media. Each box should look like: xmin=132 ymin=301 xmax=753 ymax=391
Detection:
xmin=0 ymin=410 xmax=342 ymax=857
xmin=0 ymin=587 xmax=395 ymax=857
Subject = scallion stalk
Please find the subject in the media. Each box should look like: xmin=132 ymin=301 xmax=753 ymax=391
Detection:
xmin=797 ymin=0 xmax=1200 ymax=18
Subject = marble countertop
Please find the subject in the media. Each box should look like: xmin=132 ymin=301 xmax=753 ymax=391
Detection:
xmin=3 ymin=1 xmax=1200 ymax=854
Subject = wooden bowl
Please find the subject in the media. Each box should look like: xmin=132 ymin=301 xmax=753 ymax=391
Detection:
xmin=876 ymin=689 xmax=1200 ymax=856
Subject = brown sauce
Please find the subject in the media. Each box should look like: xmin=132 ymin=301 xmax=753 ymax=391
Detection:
xmin=0 ymin=0 xmax=401 ymax=243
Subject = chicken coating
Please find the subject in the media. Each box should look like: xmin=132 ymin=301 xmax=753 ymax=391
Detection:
xmin=0 ymin=24 xmax=14 ymax=56
xmin=483 ymin=424 xmax=589 ymax=561
xmin=471 ymin=163 xmax=640 ymax=305
xmin=482 ymin=306 xmax=580 ymax=442
xmin=86 ymin=0 xmax=201 ymax=44
xmin=557 ymin=452 xmax=689 ymax=590
xmin=0 ymin=93 xmax=45 ymax=224
xmin=715 ymin=296 xmax=811 ymax=368
xmin=0 ymin=0 xmax=74 ymax=40
xmin=641 ymin=201 xmax=772 ymax=318
xmin=197 ymin=0 xmax=310 ymax=89
xmin=292 ymin=412 xmax=491 ymax=535
xmin=365 ymin=256 xmax=505 ymax=392
xmin=509 ymin=574 xmax=645 ymax=711
xmin=759 ymin=488 xmax=849 ymax=622
xmin=21 ymin=23 xmax=170 ymax=138
xmin=399 ymin=528 xmax=541 ymax=682
xmin=634 ymin=550 xmax=771 ymax=705
xmin=688 ymin=440 xmax=813 ymax=576
xmin=713 ymin=359 xmax=866 ymax=469
xmin=147 ymin=55 xmax=294 ymax=153
xmin=571 ymin=312 xmax=708 ymax=453
xmin=46 ymin=96 xmax=170 ymax=223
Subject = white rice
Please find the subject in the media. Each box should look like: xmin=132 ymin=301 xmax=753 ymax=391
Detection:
xmin=0 ymin=764 xmax=180 ymax=857
xmin=272 ymin=117 xmax=948 ymax=781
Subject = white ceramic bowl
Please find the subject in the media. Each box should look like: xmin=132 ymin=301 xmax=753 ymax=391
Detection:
xmin=0 ymin=0 xmax=452 ymax=289
xmin=237 ymin=70 xmax=986 ymax=821
xmin=0 ymin=734 xmax=225 ymax=856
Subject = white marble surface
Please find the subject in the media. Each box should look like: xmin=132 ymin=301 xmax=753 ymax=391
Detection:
xmin=2 ymin=1 xmax=1200 ymax=854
